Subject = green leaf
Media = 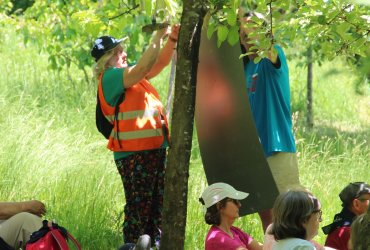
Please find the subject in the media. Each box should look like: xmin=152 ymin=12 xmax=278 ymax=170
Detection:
xmin=144 ymin=0 xmax=152 ymax=16
xmin=239 ymin=51 xmax=254 ymax=59
xmin=233 ymin=0 xmax=241 ymax=10
xmin=225 ymin=9 xmax=237 ymax=26
xmin=217 ymin=25 xmax=229 ymax=42
xmin=207 ymin=22 xmax=217 ymax=40
xmin=318 ymin=15 xmax=327 ymax=25
xmin=336 ymin=22 xmax=351 ymax=34
xmin=162 ymin=0 xmax=179 ymax=17
xmin=227 ymin=25 xmax=239 ymax=45
xmin=217 ymin=38 xmax=222 ymax=48
xmin=352 ymin=0 xmax=370 ymax=5
xmin=253 ymin=56 xmax=262 ymax=64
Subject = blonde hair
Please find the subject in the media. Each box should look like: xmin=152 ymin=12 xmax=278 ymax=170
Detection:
xmin=92 ymin=48 xmax=117 ymax=78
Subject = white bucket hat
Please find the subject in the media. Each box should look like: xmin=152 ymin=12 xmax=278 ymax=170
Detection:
xmin=201 ymin=182 xmax=249 ymax=209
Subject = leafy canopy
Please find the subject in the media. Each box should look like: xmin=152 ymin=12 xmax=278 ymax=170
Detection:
xmin=0 ymin=0 xmax=369 ymax=78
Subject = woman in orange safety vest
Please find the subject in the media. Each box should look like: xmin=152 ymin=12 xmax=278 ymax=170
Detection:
xmin=91 ymin=24 xmax=179 ymax=248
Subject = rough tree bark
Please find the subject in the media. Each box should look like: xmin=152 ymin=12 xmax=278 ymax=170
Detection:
xmin=160 ymin=1 xmax=206 ymax=249
xmin=306 ymin=45 xmax=314 ymax=128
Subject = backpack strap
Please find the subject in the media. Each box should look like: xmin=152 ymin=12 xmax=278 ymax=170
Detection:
xmin=66 ymin=232 xmax=81 ymax=250
xmin=50 ymin=229 xmax=70 ymax=249
xmin=114 ymin=93 xmax=125 ymax=147
xmin=50 ymin=225 xmax=81 ymax=250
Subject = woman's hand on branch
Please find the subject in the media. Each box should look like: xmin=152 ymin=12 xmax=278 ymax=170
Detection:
xmin=169 ymin=24 xmax=180 ymax=41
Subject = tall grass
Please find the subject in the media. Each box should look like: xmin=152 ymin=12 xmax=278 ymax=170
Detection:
xmin=0 ymin=29 xmax=369 ymax=249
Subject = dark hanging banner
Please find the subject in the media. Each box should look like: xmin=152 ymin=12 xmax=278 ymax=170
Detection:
xmin=195 ymin=21 xmax=279 ymax=216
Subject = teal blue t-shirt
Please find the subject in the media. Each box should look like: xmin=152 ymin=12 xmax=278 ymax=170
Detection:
xmin=101 ymin=67 xmax=168 ymax=160
xmin=244 ymin=45 xmax=296 ymax=157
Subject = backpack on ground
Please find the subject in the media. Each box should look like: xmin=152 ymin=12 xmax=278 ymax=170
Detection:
xmin=26 ymin=220 xmax=81 ymax=250
xmin=96 ymin=91 xmax=124 ymax=139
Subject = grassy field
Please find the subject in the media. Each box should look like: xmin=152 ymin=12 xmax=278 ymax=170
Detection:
xmin=0 ymin=30 xmax=369 ymax=249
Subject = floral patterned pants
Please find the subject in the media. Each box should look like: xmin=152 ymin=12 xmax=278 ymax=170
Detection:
xmin=115 ymin=148 xmax=166 ymax=244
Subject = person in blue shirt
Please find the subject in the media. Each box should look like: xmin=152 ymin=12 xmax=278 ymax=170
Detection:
xmin=239 ymin=11 xmax=301 ymax=232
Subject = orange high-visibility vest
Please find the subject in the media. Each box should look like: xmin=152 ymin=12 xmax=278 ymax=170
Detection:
xmin=98 ymin=74 xmax=169 ymax=152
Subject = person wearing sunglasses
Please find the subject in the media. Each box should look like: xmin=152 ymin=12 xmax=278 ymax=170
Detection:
xmin=268 ymin=190 xmax=323 ymax=250
xmin=262 ymin=188 xmax=336 ymax=250
xmin=322 ymin=182 xmax=370 ymax=250
xmin=200 ymin=182 xmax=263 ymax=250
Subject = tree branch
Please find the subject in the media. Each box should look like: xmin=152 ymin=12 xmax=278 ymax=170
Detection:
xmin=327 ymin=4 xmax=353 ymax=25
xmin=108 ymin=4 xmax=139 ymax=20
xmin=267 ymin=0 xmax=274 ymax=47
xmin=336 ymin=30 xmax=370 ymax=55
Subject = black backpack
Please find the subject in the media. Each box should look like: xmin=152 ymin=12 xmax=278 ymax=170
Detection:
xmin=96 ymin=91 xmax=124 ymax=139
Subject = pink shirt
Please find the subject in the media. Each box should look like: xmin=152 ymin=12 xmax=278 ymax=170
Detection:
xmin=205 ymin=225 xmax=253 ymax=250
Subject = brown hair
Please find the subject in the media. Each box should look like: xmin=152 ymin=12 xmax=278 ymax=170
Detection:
xmin=271 ymin=190 xmax=320 ymax=240
xmin=203 ymin=198 xmax=228 ymax=226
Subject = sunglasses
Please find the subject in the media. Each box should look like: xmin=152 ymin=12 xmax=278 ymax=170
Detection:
xmin=226 ymin=198 xmax=240 ymax=206
xmin=357 ymin=198 xmax=370 ymax=202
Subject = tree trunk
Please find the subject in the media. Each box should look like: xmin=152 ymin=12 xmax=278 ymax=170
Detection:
xmin=306 ymin=45 xmax=314 ymax=128
xmin=160 ymin=1 xmax=206 ymax=249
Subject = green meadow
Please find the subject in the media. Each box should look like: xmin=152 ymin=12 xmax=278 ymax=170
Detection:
xmin=0 ymin=30 xmax=369 ymax=249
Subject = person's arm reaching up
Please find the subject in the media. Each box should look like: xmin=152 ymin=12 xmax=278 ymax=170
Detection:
xmin=146 ymin=24 xmax=180 ymax=79
xmin=123 ymin=28 xmax=168 ymax=88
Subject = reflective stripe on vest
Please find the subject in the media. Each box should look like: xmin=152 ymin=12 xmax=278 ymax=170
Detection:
xmin=105 ymin=109 xmax=160 ymax=123
xmin=110 ymin=128 xmax=163 ymax=140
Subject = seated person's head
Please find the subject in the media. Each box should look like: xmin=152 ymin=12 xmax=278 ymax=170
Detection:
xmin=339 ymin=182 xmax=370 ymax=216
xmin=271 ymin=190 xmax=322 ymax=241
xmin=348 ymin=206 xmax=370 ymax=250
xmin=199 ymin=182 xmax=248 ymax=226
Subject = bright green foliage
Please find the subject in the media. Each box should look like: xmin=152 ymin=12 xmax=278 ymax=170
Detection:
xmin=208 ymin=0 xmax=369 ymax=68
xmin=0 ymin=0 xmax=12 ymax=13
xmin=0 ymin=0 xmax=181 ymax=82
xmin=0 ymin=0 xmax=368 ymax=77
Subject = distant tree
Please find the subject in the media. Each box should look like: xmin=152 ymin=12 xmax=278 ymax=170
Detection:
xmin=307 ymin=45 xmax=313 ymax=128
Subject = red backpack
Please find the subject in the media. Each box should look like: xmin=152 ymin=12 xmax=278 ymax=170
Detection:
xmin=26 ymin=220 xmax=81 ymax=250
